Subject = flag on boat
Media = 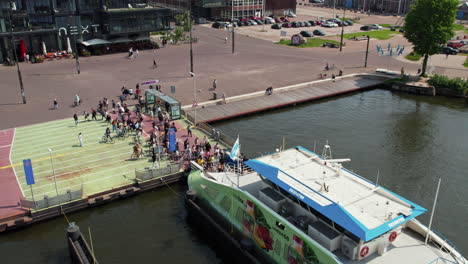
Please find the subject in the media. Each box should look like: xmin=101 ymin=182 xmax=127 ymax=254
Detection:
xmin=230 ymin=136 xmax=240 ymax=160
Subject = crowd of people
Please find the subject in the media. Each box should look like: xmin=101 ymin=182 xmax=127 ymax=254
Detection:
xmin=65 ymin=84 xmax=237 ymax=172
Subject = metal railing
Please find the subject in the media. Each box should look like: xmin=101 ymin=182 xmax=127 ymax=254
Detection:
xmin=20 ymin=185 xmax=83 ymax=210
xmin=427 ymin=257 xmax=458 ymax=264
xmin=135 ymin=162 xmax=181 ymax=181
xmin=196 ymin=121 xmax=236 ymax=148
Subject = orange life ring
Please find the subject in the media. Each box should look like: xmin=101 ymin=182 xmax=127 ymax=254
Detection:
xmin=360 ymin=246 xmax=369 ymax=258
xmin=389 ymin=231 xmax=398 ymax=242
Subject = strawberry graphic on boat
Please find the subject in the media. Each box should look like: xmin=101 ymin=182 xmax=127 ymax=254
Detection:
xmin=242 ymin=200 xmax=274 ymax=251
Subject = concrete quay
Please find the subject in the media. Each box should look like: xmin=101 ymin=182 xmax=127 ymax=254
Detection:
xmin=183 ymin=73 xmax=390 ymax=124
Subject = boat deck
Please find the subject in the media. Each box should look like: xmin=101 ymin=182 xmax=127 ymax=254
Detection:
xmin=340 ymin=229 xmax=455 ymax=264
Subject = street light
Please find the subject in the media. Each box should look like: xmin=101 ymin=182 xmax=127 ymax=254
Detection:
xmin=8 ymin=1 xmax=26 ymax=104
xmin=190 ymin=72 xmax=197 ymax=125
xmin=48 ymin=148 xmax=59 ymax=196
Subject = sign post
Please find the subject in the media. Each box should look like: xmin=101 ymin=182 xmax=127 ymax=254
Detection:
xmin=23 ymin=159 xmax=36 ymax=205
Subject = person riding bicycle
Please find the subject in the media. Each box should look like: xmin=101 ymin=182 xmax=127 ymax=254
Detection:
xmin=133 ymin=143 xmax=142 ymax=158
xmin=105 ymin=127 xmax=111 ymax=141
xmin=74 ymin=94 xmax=81 ymax=106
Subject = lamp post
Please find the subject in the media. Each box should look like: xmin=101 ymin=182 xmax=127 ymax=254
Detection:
xmin=48 ymin=148 xmax=59 ymax=196
xmin=190 ymin=72 xmax=197 ymax=125
xmin=189 ymin=4 xmax=194 ymax=73
xmin=339 ymin=7 xmax=346 ymax=52
xmin=364 ymin=35 xmax=370 ymax=68
xmin=8 ymin=1 xmax=26 ymax=104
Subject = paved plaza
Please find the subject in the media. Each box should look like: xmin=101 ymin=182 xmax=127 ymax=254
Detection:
xmin=2 ymin=23 xmax=465 ymax=131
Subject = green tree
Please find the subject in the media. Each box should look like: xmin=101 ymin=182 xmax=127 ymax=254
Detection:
xmin=403 ymin=0 xmax=458 ymax=76
xmin=175 ymin=10 xmax=194 ymax=32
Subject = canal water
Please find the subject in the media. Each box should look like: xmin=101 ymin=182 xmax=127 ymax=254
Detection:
xmin=0 ymin=89 xmax=466 ymax=262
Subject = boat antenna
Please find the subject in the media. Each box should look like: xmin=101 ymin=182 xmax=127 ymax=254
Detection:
xmin=376 ymin=169 xmax=380 ymax=186
xmin=425 ymin=178 xmax=442 ymax=245
xmin=322 ymin=140 xmax=332 ymax=159
xmin=313 ymin=140 xmax=316 ymax=153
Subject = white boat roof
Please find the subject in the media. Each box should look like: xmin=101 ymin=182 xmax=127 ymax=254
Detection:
xmin=245 ymin=146 xmax=427 ymax=242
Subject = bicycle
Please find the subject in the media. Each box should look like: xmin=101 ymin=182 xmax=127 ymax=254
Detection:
xmin=101 ymin=135 xmax=115 ymax=144
xmin=130 ymin=149 xmax=144 ymax=159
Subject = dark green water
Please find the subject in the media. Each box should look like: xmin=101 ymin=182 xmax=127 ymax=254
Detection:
xmin=0 ymin=89 xmax=466 ymax=262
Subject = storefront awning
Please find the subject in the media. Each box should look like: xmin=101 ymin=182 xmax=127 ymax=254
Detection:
xmin=131 ymin=36 xmax=150 ymax=42
xmin=109 ymin=37 xmax=132 ymax=44
xmin=79 ymin=39 xmax=111 ymax=46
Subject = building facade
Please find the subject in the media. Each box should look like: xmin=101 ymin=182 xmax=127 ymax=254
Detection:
xmin=0 ymin=0 xmax=171 ymax=63
xmin=323 ymin=0 xmax=413 ymax=14
xmin=149 ymin=0 xmax=296 ymax=20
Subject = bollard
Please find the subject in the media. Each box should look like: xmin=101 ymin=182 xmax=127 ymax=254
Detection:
xmin=67 ymin=222 xmax=81 ymax=242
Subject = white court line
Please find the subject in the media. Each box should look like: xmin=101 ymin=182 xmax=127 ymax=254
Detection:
xmin=23 ymin=154 xmax=150 ymax=188
xmin=13 ymin=122 xmax=110 ymax=145
xmin=10 ymin=128 xmax=25 ymax=197
xmin=15 ymin=146 xmax=132 ymax=175
xmin=12 ymin=126 xmax=112 ymax=153
xmin=0 ymin=144 xmax=12 ymax=148
xmin=26 ymin=158 xmax=150 ymax=196
xmin=11 ymin=130 xmax=133 ymax=161
xmin=17 ymin=150 xmax=131 ymax=181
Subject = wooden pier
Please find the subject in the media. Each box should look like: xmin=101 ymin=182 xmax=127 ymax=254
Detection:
xmin=183 ymin=74 xmax=390 ymax=124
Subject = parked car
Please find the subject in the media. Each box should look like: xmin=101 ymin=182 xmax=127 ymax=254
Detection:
xmin=254 ymin=19 xmax=263 ymax=25
xmin=322 ymin=22 xmax=338 ymax=27
xmin=303 ymin=21 xmax=311 ymax=27
xmin=282 ymin=17 xmax=290 ymax=22
xmin=292 ymin=21 xmax=300 ymax=28
xmin=448 ymin=41 xmax=466 ymax=48
xmin=360 ymin=25 xmax=371 ymax=31
xmin=265 ymin=17 xmax=275 ymax=24
xmin=243 ymin=20 xmax=251 ymax=26
xmin=308 ymin=20 xmax=317 ymax=26
xmin=274 ymin=18 xmax=282 ymax=23
xmin=282 ymin=22 xmax=292 ymax=28
xmin=271 ymin=23 xmax=282 ymax=29
xmin=212 ymin=22 xmax=226 ymax=28
xmin=343 ymin=20 xmax=353 ymax=26
xmin=327 ymin=18 xmax=341 ymax=23
xmin=313 ymin=29 xmax=326 ymax=36
xmin=315 ymin=20 xmax=322 ymax=25
xmin=369 ymin=24 xmax=383 ymax=30
xmin=300 ymin=31 xmax=313 ymax=37
xmin=442 ymin=46 xmax=459 ymax=55
xmin=249 ymin=20 xmax=258 ymax=25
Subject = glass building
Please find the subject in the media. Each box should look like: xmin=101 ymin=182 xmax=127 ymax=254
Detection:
xmin=0 ymin=0 xmax=171 ymax=63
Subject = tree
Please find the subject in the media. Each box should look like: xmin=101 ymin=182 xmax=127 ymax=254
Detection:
xmin=403 ymin=0 xmax=458 ymax=76
xmin=175 ymin=11 xmax=194 ymax=32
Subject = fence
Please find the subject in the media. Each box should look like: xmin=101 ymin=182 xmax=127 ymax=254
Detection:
xmin=135 ymin=162 xmax=181 ymax=181
xmin=20 ymin=185 xmax=83 ymax=210
xmin=196 ymin=121 xmax=236 ymax=148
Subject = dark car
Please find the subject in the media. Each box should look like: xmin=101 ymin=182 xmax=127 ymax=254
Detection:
xmin=243 ymin=20 xmax=251 ymax=26
xmin=313 ymin=29 xmax=326 ymax=36
xmin=336 ymin=21 xmax=344 ymax=26
xmin=303 ymin=22 xmax=311 ymax=27
xmin=360 ymin=25 xmax=371 ymax=31
xmin=442 ymin=46 xmax=459 ymax=55
xmin=344 ymin=20 xmax=354 ymax=26
xmin=282 ymin=22 xmax=292 ymax=28
xmin=255 ymin=19 xmax=263 ymax=25
xmin=212 ymin=22 xmax=226 ymax=29
xmin=275 ymin=18 xmax=282 ymax=23
xmin=308 ymin=20 xmax=317 ymax=26
xmin=292 ymin=22 xmax=300 ymax=28
xmin=300 ymin=31 xmax=313 ymax=37
xmin=271 ymin=23 xmax=282 ymax=29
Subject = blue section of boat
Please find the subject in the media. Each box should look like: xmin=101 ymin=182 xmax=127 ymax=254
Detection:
xmin=244 ymin=146 xmax=427 ymax=242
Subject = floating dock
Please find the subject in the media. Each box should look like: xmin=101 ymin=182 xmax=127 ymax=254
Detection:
xmin=183 ymin=74 xmax=390 ymax=124
xmin=0 ymin=73 xmax=390 ymax=232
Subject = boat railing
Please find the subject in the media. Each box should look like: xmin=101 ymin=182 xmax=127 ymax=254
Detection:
xmin=427 ymin=257 xmax=458 ymax=264
xmin=409 ymin=219 xmax=466 ymax=264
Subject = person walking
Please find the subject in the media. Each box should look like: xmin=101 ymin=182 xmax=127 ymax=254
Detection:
xmin=91 ymin=108 xmax=97 ymax=120
xmin=135 ymin=49 xmax=139 ymax=57
xmin=212 ymin=79 xmax=217 ymax=91
xmin=153 ymin=59 xmax=157 ymax=69
xmin=73 ymin=113 xmax=78 ymax=126
xmin=222 ymin=92 xmax=226 ymax=104
xmin=78 ymin=133 xmax=84 ymax=147
xmin=187 ymin=125 xmax=192 ymax=137
xmin=332 ymin=74 xmax=336 ymax=82
xmin=53 ymin=98 xmax=58 ymax=109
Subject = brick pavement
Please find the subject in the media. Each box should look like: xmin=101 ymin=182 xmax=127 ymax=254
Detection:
xmin=0 ymin=25 xmax=462 ymax=130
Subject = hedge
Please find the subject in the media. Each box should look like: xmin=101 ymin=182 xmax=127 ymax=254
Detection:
xmin=428 ymin=74 xmax=468 ymax=95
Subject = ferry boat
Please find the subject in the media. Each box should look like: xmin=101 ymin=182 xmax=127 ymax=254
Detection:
xmin=187 ymin=145 xmax=466 ymax=264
